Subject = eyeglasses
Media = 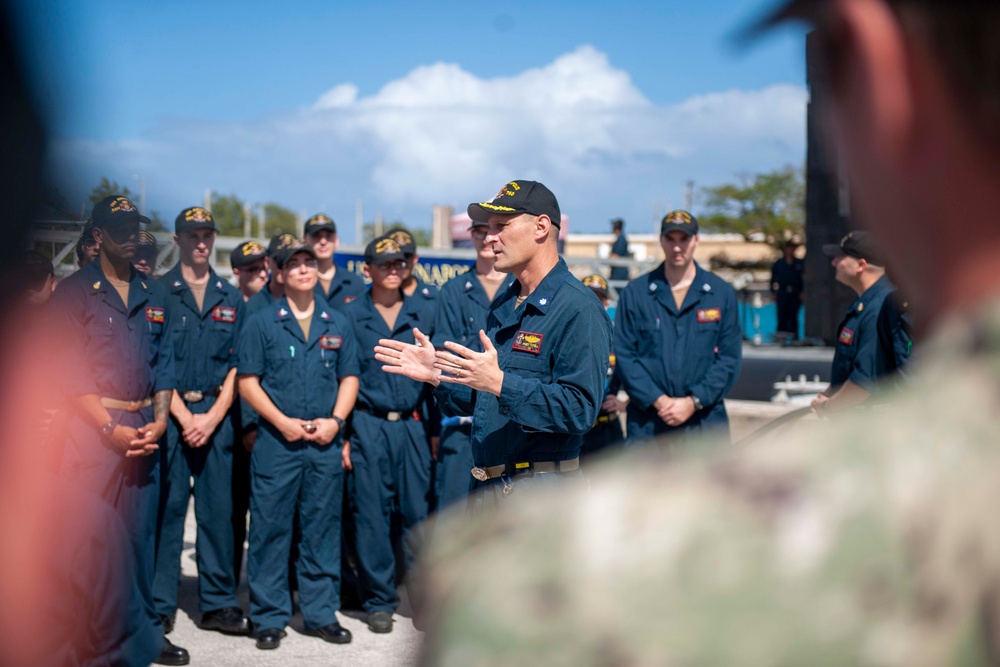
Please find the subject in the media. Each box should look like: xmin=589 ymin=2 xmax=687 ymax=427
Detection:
xmin=374 ymin=260 xmax=408 ymax=271
xmin=284 ymin=259 xmax=319 ymax=271
xmin=471 ymin=229 xmax=488 ymax=240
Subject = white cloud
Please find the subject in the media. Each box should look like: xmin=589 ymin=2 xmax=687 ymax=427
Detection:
xmin=51 ymin=45 xmax=807 ymax=238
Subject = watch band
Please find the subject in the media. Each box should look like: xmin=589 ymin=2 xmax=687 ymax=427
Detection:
xmin=689 ymin=395 xmax=703 ymax=411
xmin=101 ymin=420 xmax=116 ymax=437
xmin=332 ymin=416 xmax=346 ymax=432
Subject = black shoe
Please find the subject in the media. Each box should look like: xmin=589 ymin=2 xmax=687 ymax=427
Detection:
xmin=367 ymin=611 xmax=393 ymax=634
xmin=153 ymin=638 xmax=189 ymax=666
xmin=200 ymin=607 xmax=251 ymax=635
xmin=159 ymin=614 xmax=175 ymax=635
xmin=254 ymin=628 xmax=286 ymax=650
xmin=313 ymin=622 xmax=352 ymax=644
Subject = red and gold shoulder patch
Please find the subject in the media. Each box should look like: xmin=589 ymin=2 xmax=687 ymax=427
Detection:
xmin=146 ymin=307 xmax=165 ymax=324
xmin=320 ymin=335 xmax=342 ymax=350
xmin=839 ymin=327 xmax=855 ymax=345
xmin=697 ymin=308 xmax=721 ymax=323
xmin=512 ymin=330 xmax=543 ymax=355
xmin=344 ymin=295 xmax=357 ymax=304
xmin=212 ymin=306 xmax=237 ymax=323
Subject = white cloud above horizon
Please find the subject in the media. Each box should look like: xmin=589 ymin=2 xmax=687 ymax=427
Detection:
xmin=51 ymin=45 xmax=807 ymax=239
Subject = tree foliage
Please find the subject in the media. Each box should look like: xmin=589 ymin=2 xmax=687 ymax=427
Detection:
xmin=207 ymin=192 xmax=298 ymax=239
xmin=361 ymin=222 xmax=430 ymax=247
xmin=699 ymin=165 xmax=805 ymax=245
xmin=87 ymin=177 xmax=168 ymax=231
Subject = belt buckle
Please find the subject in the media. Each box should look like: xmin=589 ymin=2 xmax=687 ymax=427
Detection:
xmin=470 ymin=467 xmax=489 ymax=482
xmin=127 ymin=400 xmax=139 ymax=412
xmin=386 ymin=411 xmax=402 ymax=422
xmin=182 ymin=390 xmax=203 ymax=403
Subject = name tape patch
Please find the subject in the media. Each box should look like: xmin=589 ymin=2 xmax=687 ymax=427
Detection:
xmin=697 ymin=308 xmax=722 ymax=323
xmin=512 ymin=330 xmax=543 ymax=355
xmin=212 ymin=306 xmax=237 ymax=323
xmin=320 ymin=335 xmax=342 ymax=350
xmin=839 ymin=327 xmax=855 ymax=345
xmin=146 ymin=307 xmax=165 ymax=324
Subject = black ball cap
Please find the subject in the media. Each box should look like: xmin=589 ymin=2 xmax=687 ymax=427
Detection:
xmin=304 ymin=213 xmax=337 ymax=236
xmin=822 ymin=230 xmax=883 ymax=265
xmin=276 ymin=242 xmax=317 ymax=269
xmin=468 ymin=180 xmax=561 ymax=227
xmin=385 ymin=227 xmax=416 ymax=256
xmin=267 ymin=233 xmax=299 ymax=257
xmin=175 ymin=207 xmax=217 ymax=234
xmin=92 ymin=195 xmax=150 ymax=230
xmin=231 ymin=240 xmax=267 ymax=269
xmin=660 ymin=210 xmax=699 ymax=237
xmin=364 ymin=235 xmax=407 ymax=266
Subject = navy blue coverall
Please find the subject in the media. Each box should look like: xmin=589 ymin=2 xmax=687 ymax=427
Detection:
xmin=830 ymin=274 xmax=895 ymax=392
xmin=237 ymin=296 xmax=360 ymax=631
xmin=51 ymin=260 xmax=175 ymax=666
xmin=153 ymin=265 xmax=244 ymax=618
xmin=345 ymin=290 xmax=436 ymax=614
xmin=433 ymin=259 xmax=612 ymax=492
xmin=316 ymin=267 xmax=365 ymax=312
xmin=615 ymin=263 xmax=742 ymax=444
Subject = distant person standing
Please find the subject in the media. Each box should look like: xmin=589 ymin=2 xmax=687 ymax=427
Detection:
xmin=75 ymin=221 xmax=100 ymax=269
xmin=133 ymin=230 xmax=159 ymax=277
xmin=811 ymin=231 xmax=894 ymax=415
xmin=770 ymin=240 xmax=804 ymax=338
xmin=609 ymin=218 xmax=630 ymax=284
xmin=245 ymin=233 xmax=298 ymax=318
xmin=386 ymin=226 xmax=438 ymax=301
xmin=238 ymin=243 xmax=359 ymax=650
xmin=615 ymin=210 xmax=742 ymax=445
xmin=153 ymin=207 xmax=249 ymax=639
xmin=579 ymin=274 xmax=626 ymax=461
xmin=304 ymin=213 xmax=365 ymax=311
xmin=432 ymin=217 xmax=514 ymax=510
xmin=230 ymin=241 xmax=268 ymax=302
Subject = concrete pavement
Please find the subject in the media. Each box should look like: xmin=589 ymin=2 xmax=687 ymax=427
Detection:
xmin=168 ymin=502 xmax=423 ymax=666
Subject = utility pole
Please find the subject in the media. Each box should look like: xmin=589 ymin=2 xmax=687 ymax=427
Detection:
xmin=204 ymin=188 xmax=212 ymax=212
xmin=355 ymin=199 xmax=363 ymax=245
xmin=257 ymin=206 xmax=265 ymax=239
xmin=684 ymin=180 xmax=694 ymax=211
xmin=243 ymin=202 xmax=252 ymax=237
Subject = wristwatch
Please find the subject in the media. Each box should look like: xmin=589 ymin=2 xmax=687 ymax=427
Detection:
xmin=332 ymin=416 xmax=346 ymax=432
xmin=689 ymin=395 xmax=703 ymax=411
xmin=101 ymin=421 xmax=116 ymax=438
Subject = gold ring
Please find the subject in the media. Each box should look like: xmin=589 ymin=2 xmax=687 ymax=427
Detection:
xmin=456 ymin=369 xmax=462 ymax=378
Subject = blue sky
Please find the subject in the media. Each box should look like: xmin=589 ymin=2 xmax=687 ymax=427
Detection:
xmin=12 ymin=0 xmax=808 ymax=242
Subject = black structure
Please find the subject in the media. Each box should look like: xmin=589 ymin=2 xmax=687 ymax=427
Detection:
xmin=804 ymin=33 xmax=857 ymax=344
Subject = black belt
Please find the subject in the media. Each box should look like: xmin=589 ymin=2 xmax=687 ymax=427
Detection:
xmin=180 ymin=386 xmax=223 ymax=403
xmin=355 ymin=405 xmax=419 ymax=422
xmin=594 ymin=411 xmax=620 ymax=426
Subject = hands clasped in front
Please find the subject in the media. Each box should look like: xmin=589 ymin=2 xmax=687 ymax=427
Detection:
xmin=375 ymin=328 xmax=505 ymax=397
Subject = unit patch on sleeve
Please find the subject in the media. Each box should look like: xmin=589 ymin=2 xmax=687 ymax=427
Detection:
xmin=320 ymin=335 xmax=342 ymax=350
xmin=146 ymin=307 xmax=165 ymax=323
xmin=697 ymin=308 xmax=721 ymax=323
xmin=512 ymin=331 xmax=544 ymax=355
xmin=839 ymin=327 xmax=855 ymax=345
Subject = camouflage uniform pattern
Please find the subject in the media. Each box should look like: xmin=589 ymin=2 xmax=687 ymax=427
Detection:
xmin=415 ymin=301 xmax=1000 ymax=666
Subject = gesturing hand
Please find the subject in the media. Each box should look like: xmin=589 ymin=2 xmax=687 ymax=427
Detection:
xmin=433 ymin=330 xmax=505 ymax=397
xmin=375 ymin=328 xmax=440 ymax=385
